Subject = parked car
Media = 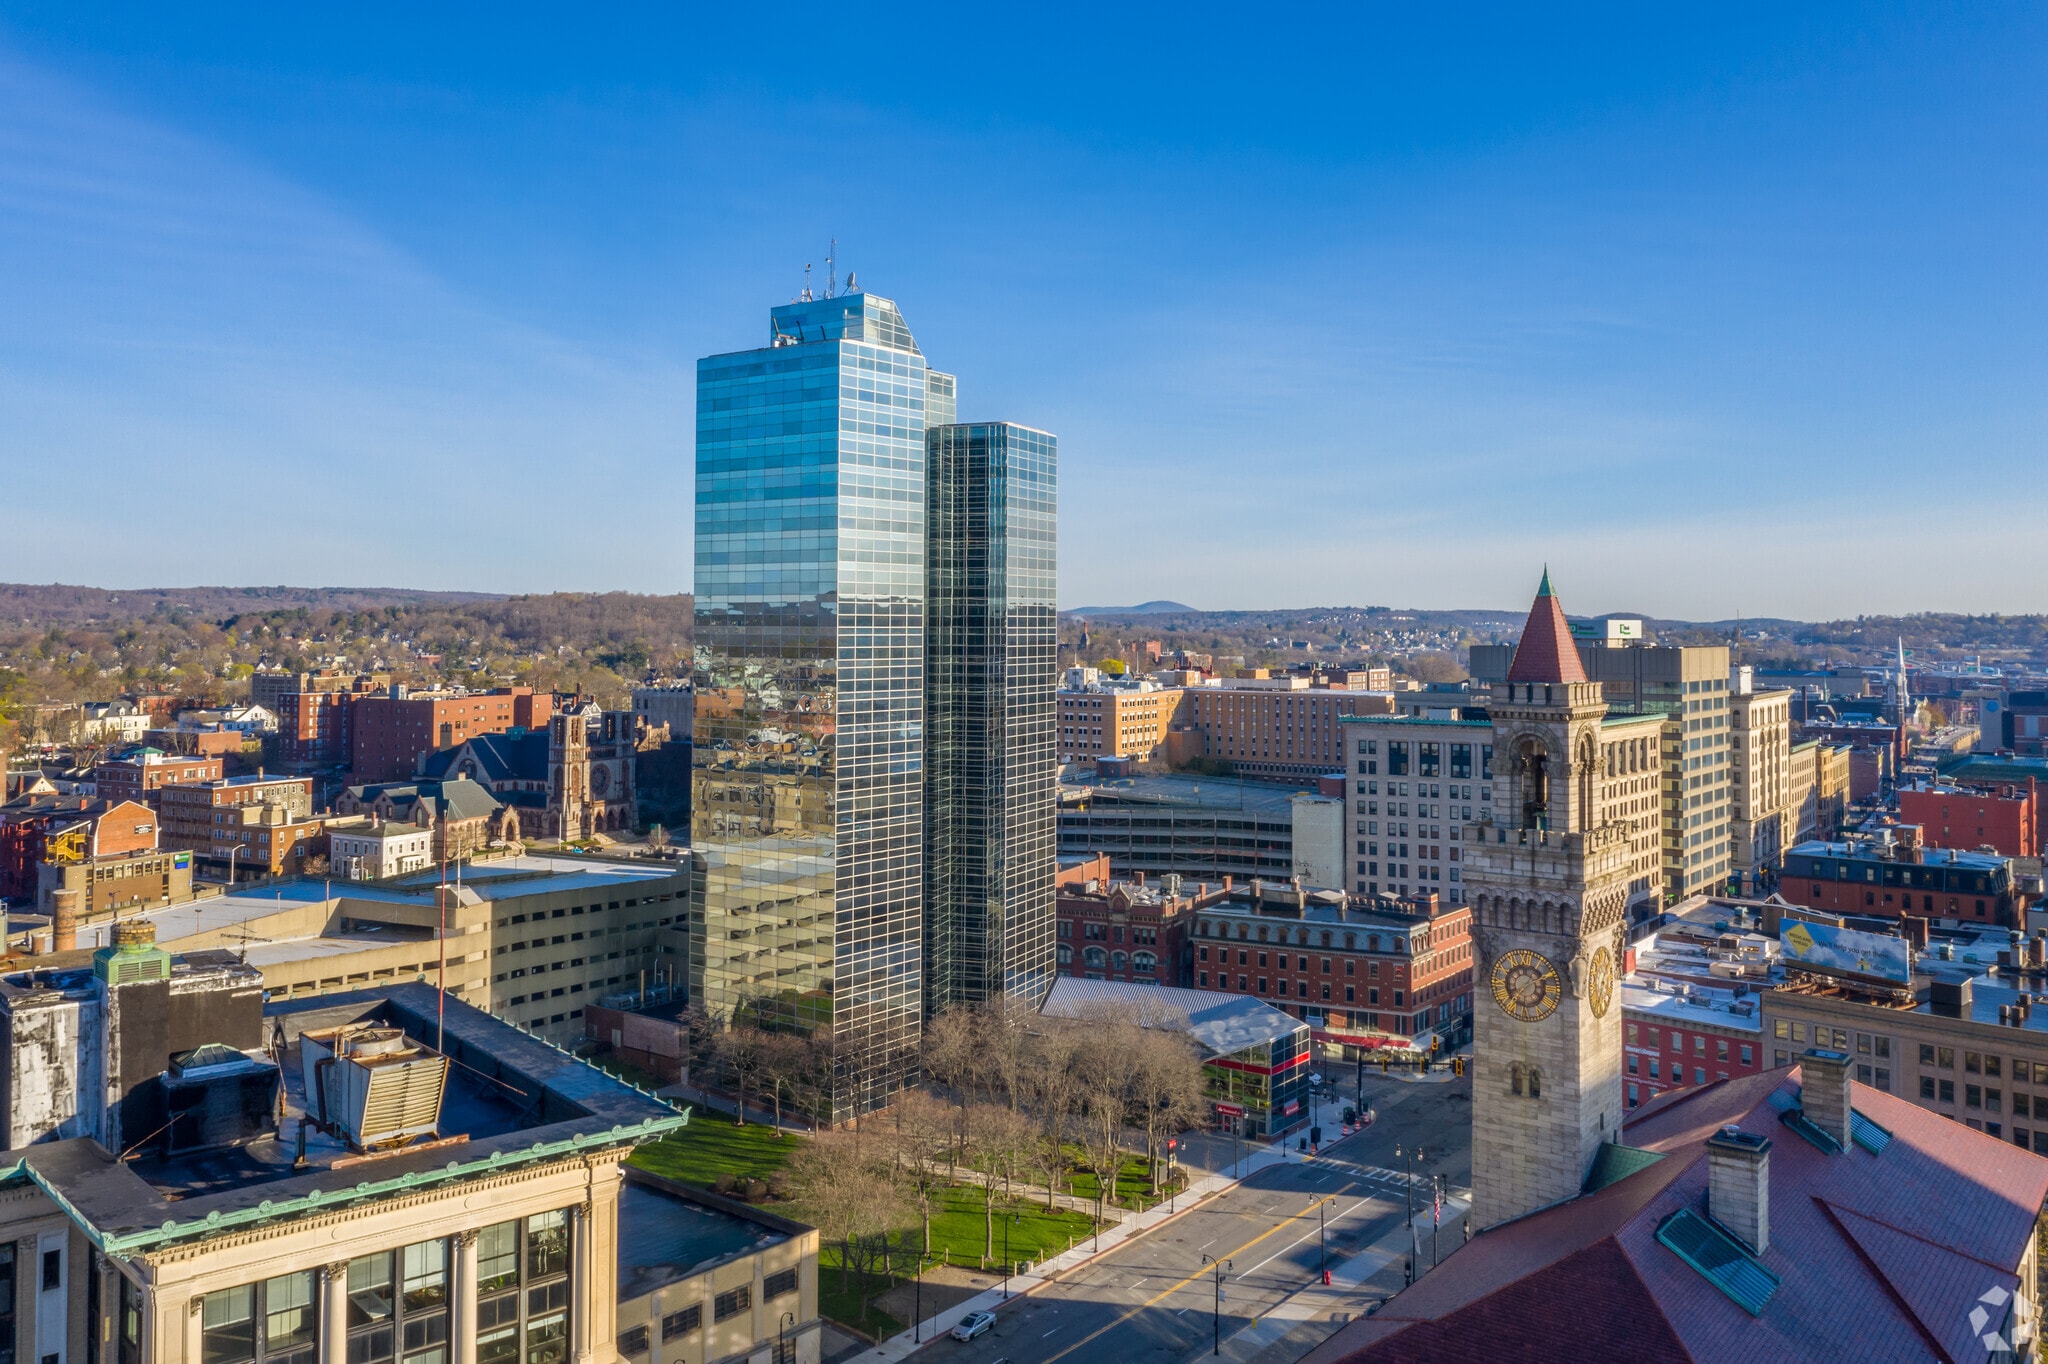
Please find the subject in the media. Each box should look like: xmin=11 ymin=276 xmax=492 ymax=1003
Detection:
xmin=951 ymin=1311 xmax=997 ymax=1342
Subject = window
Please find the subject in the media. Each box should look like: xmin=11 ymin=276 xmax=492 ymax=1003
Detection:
xmin=1921 ymin=1076 xmax=1936 ymax=1099
xmin=40 ymin=1250 xmax=59 ymax=1292
xmin=1967 ymin=1052 xmax=1983 ymax=1074
xmin=1940 ymin=1079 xmax=1956 ymax=1103
xmin=661 ymin=1306 xmax=701 ymax=1340
xmin=203 ymin=1274 xmax=317 ymax=1364
xmin=477 ymin=1223 xmax=520 ymax=1293
xmin=765 ymin=1268 xmax=798 ymax=1300
xmin=617 ymin=1326 xmax=648 ymax=1356
xmin=714 ymin=1286 xmax=752 ymax=1322
xmin=1939 ymin=1048 xmax=1955 ymax=1069
xmin=402 ymin=1240 xmax=447 ymax=1312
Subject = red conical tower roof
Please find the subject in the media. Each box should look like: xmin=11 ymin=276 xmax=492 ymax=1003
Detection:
xmin=1506 ymin=567 xmax=1588 ymax=684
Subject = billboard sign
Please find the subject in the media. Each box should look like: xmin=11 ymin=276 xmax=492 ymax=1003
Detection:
xmin=1781 ymin=919 xmax=1912 ymax=985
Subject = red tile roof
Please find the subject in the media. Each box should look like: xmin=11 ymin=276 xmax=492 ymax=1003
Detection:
xmin=1505 ymin=569 xmax=1589 ymax=685
xmin=1313 ymin=1066 xmax=2048 ymax=1363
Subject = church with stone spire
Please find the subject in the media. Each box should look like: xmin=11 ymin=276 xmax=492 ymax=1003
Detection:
xmin=1463 ymin=571 xmax=1665 ymax=1228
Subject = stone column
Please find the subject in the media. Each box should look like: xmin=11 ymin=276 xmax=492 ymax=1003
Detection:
xmin=570 ymin=1202 xmax=593 ymax=1364
xmin=451 ymin=1230 xmax=479 ymax=1364
xmin=14 ymin=1237 xmax=35 ymax=1351
xmin=186 ymin=1293 xmax=207 ymax=1364
xmin=92 ymin=1251 xmax=116 ymax=1363
xmin=319 ymin=1260 xmax=351 ymax=1364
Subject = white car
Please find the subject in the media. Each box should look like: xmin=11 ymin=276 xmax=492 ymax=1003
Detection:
xmin=951 ymin=1311 xmax=997 ymax=1342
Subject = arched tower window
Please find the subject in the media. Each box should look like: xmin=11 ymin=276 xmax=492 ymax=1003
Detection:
xmin=1511 ymin=1064 xmax=1525 ymax=1096
xmin=1516 ymin=737 xmax=1550 ymax=829
xmin=1528 ymin=1069 xmax=1542 ymax=1099
xmin=1577 ymin=733 xmax=1598 ymax=830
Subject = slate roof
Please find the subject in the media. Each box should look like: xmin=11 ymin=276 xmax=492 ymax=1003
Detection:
xmin=1505 ymin=568 xmax=1590 ymax=685
xmin=344 ymin=777 xmax=501 ymax=822
xmin=1308 ymin=1065 xmax=2048 ymax=1363
xmin=417 ymin=731 xmax=548 ymax=785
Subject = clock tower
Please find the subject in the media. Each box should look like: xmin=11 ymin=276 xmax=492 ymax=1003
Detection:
xmin=1465 ymin=571 xmax=1633 ymax=1229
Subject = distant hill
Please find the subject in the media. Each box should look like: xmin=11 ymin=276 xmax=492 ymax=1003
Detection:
xmin=0 ymin=583 xmax=504 ymax=625
xmin=1066 ymin=601 xmax=1197 ymax=616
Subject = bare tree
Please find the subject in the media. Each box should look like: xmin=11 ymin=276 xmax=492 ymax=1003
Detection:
xmin=755 ymin=1031 xmax=815 ymax=1135
xmin=715 ymin=1024 xmax=769 ymax=1126
xmin=1130 ymin=1027 xmax=1210 ymax=1194
xmin=887 ymin=1089 xmax=956 ymax=1257
xmin=1022 ymin=1023 xmax=1085 ymax=1208
xmin=978 ymin=995 xmax=1037 ymax=1112
xmin=1074 ymin=1015 xmax=1143 ymax=1221
xmin=964 ymin=1103 xmax=1037 ymax=1263
xmin=785 ymin=1128 xmax=907 ymax=1310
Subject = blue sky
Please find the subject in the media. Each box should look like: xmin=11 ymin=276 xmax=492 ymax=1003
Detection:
xmin=3 ymin=5 xmax=2045 ymax=618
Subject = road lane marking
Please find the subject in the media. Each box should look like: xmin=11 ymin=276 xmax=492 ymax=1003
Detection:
xmin=1038 ymin=1190 xmax=1352 ymax=1364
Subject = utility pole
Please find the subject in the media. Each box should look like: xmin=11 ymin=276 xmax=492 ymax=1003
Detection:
xmin=1396 ymin=1143 xmax=1425 ymax=1278
xmin=1201 ymin=1255 xmax=1232 ymax=1355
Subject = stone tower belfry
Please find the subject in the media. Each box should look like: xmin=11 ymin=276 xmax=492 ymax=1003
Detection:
xmin=1465 ymin=570 xmax=1633 ymax=1228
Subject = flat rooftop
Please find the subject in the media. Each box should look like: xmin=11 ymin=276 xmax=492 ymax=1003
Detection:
xmin=616 ymin=1171 xmax=795 ymax=1301
xmin=1041 ymin=977 xmax=1303 ymax=1056
xmin=1059 ymin=772 xmax=1311 ymax=818
xmin=4 ymin=983 xmax=682 ymax=1256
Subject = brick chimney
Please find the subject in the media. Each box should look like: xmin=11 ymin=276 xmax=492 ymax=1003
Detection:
xmin=1706 ymin=1125 xmax=1772 ymax=1253
xmin=50 ymin=888 xmax=80 ymax=953
xmin=1801 ymin=1048 xmax=1854 ymax=1150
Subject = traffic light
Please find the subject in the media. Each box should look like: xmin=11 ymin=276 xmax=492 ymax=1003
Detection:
xmin=1430 ymin=1035 xmax=1440 ymax=1053
xmin=1453 ymin=1057 xmax=1465 ymax=1078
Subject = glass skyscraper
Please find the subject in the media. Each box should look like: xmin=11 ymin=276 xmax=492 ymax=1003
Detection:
xmin=924 ymin=423 xmax=1059 ymax=1011
xmin=692 ymin=292 xmax=951 ymax=1118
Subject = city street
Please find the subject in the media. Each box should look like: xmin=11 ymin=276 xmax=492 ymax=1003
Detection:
xmin=913 ymin=1071 xmax=1471 ymax=1364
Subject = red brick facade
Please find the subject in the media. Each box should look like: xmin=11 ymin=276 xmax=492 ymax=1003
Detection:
xmin=351 ymin=688 xmax=552 ymax=783
xmin=1898 ymin=781 xmax=2039 ymax=859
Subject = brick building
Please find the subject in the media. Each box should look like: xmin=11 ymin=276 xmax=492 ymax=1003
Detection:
xmin=351 ymin=686 xmax=553 ymax=783
xmin=1053 ymin=852 xmax=1223 ymax=986
xmin=1618 ymin=900 xmax=1777 ymax=1110
xmin=1168 ymin=675 xmax=1391 ymax=783
xmin=1782 ymin=829 xmax=2020 ymax=927
xmin=91 ymin=749 xmax=223 ymax=805
xmin=159 ymin=774 xmax=322 ymax=875
xmin=1897 ymin=778 xmax=2040 ymax=859
xmin=1056 ymin=671 xmax=1183 ymax=765
xmin=1188 ymin=884 xmax=1475 ymax=1056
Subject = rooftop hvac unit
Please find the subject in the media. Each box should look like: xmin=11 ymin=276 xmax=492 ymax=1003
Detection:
xmin=299 ymin=1026 xmax=448 ymax=1152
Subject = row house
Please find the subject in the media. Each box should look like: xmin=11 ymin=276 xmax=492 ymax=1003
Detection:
xmin=1187 ymin=883 xmax=1475 ymax=1056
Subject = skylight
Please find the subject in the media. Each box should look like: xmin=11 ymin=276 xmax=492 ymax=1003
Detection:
xmin=1657 ymin=1208 xmax=1782 ymax=1316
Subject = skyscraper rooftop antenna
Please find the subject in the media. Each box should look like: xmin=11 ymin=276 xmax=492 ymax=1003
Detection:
xmin=827 ymin=238 xmax=837 ymax=299
xmin=800 ymin=262 xmax=813 ymax=303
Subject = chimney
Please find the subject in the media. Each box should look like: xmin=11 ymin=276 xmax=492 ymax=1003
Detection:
xmin=1800 ymin=1048 xmax=1854 ymax=1151
xmin=50 ymin=888 xmax=80 ymax=953
xmin=1706 ymin=1125 xmax=1772 ymax=1254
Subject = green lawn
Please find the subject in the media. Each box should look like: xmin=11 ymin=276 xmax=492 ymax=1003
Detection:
xmin=627 ymin=1107 xmax=802 ymax=1189
xmin=817 ymin=1273 xmax=904 ymax=1342
xmin=1062 ymin=1152 xmax=1180 ymax=1213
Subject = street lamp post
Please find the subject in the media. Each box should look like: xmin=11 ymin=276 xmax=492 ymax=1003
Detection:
xmin=1319 ymin=1196 xmax=1327 ymax=1275
xmin=1003 ymin=1208 xmax=1015 ymax=1300
xmin=1201 ymin=1254 xmax=1232 ymax=1355
xmin=778 ymin=1311 xmax=794 ymax=1364
xmin=913 ymin=1247 xmax=922 ymax=1343
xmin=1395 ymin=1143 xmax=1425 ymax=1283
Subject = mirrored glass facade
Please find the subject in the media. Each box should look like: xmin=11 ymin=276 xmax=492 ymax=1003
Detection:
xmin=692 ymin=293 xmax=947 ymax=1117
xmin=924 ymin=423 xmax=1059 ymax=1011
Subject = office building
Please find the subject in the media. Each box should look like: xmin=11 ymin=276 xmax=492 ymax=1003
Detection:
xmin=924 ymin=421 xmax=1059 ymax=1011
xmin=1575 ymin=633 xmax=1735 ymax=901
xmin=1727 ymin=668 xmax=1794 ymax=893
xmin=691 ymin=290 xmax=950 ymax=1118
xmin=1054 ymin=852 xmax=1221 ymax=987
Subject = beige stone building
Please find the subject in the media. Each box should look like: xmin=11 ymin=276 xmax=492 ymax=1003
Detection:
xmin=1783 ymin=738 xmax=1853 ymax=846
xmin=1727 ymin=672 xmax=1793 ymax=892
xmin=1057 ymin=671 xmax=1184 ymax=766
xmin=0 ymin=947 xmax=821 ymax=1364
xmin=614 ymin=1174 xmax=818 ymax=1364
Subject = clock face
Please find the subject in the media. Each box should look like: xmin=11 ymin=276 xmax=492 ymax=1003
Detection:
xmin=1490 ymin=948 xmax=1563 ymax=1023
xmin=1588 ymin=946 xmax=1616 ymax=1019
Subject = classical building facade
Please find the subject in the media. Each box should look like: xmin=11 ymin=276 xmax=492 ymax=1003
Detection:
xmin=1465 ymin=573 xmax=1642 ymax=1229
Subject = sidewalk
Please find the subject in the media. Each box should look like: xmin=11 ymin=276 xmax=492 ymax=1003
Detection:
xmin=860 ymin=1136 xmax=1309 ymax=1360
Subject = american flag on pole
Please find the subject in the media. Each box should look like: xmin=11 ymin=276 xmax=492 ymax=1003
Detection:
xmin=1432 ymin=1184 xmax=1442 ymax=1228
